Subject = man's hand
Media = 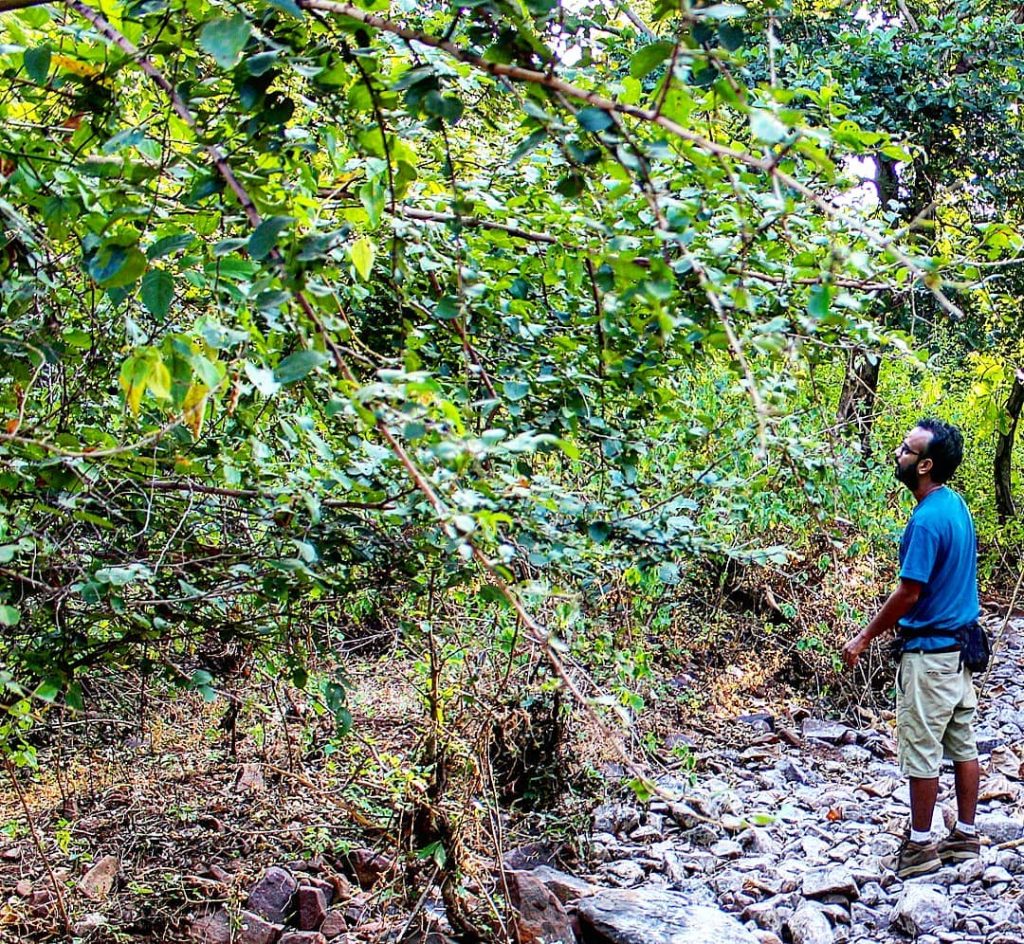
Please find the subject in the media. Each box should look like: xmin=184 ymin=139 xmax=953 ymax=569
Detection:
xmin=842 ymin=630 xmax=872 ymax=668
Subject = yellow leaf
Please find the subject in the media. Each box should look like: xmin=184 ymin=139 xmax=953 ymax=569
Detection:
xmin=51 ymin=55 xmax=102 ymax=78
xmin=350 ymin=236 xmax=375 ymax=281
xmin=146 ymin=359 xmax=172 ymax=401
xmin=182 ymin=383 xmax=209 ymax=439
xmin=119 ymin=355 xmax=150 ymax=417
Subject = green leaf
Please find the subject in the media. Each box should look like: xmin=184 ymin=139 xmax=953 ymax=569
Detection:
xmin=266 ymin=0 xmax=303 ymax=16
xmin=749 ymin=109 xmax=788 ymax=144
xmin=249 ymin=215 xmax=292 ymax=261
xmin=503 ymin=380 xmax=530 ymax=401
xmin=275 ymin=349 xmax=329 ymax=384
xmin=141 ymin=269 xmax=174 ymax=319
xmin=34 ymin=679 xmax=60 ymax=702
xmin=0 ymin=605 xmax=21 ymax=626
xmin=807 ymin=284 xmax=832 ymax=319
xmin=629 ymin=41 xmax=675 ymax=79
xmin=23 ymin=46 xmax=50 ymax=85
xmin=89 ymin=245 xmax=147 ymax=288
xmin=577 ymin=107 xmax=614 ymax=132
xmin=350 ymin=236 xmax=375 ymax=280
xmin=693 ymin=3 xmax=746 ymax=18
xmin=147 ymin=233 xmax=195 ymax=259
xmin=718 ymin=24 xmax=745 ymax=50
xmin=199 ymin=15 xmax=252 ymax=69
xmin=588 ymin=521 xmax=611 ymax=543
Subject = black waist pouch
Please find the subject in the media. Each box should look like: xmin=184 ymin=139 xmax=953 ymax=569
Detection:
xmin=957 ymin=621 xmax=991 ymax=674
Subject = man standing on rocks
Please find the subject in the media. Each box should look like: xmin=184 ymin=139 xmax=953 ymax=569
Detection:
xmin=842 ymin=418 xmax=981 ymax=878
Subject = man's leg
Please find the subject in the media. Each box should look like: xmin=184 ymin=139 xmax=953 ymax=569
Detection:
xmin=909 ymin=776 xmax=940 ymax=832
xmin=953 ymin=758 xmax=979 ymax=825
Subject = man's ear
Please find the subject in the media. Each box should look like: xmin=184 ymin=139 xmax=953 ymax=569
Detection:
xmin=918 ymin=455 xmax=934 ymax=477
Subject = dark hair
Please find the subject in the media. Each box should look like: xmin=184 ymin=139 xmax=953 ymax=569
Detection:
xmin=916 ymin=417 xmax=964 ymax=483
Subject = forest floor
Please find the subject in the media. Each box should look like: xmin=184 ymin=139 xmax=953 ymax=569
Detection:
xmin=2 ymin=609 xmax=1024 ymax=943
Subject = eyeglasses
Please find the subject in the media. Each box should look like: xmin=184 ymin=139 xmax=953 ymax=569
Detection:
xmin=897 ymin=443 xmax=922 ymax=457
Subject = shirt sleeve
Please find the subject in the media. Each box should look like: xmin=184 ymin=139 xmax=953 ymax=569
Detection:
xmin=899 ymin=520 xmax=940 ymax=584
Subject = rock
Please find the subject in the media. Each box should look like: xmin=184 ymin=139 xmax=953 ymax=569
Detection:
xmin=982 ymin=865 xmax=1013 ymax=886
xmin=787 ymin=905 xmax=834 ymax=944
xmin=975 ymin=812 xmax=1023 ymax=844
xmin=601 ymin=860 xmax=645 ymax=886
xmin=802 ymin=719 xmax=850 ymax=743
xmin=80 ymin=854 xmax=120 ymax=901
xmin=503 ymin=841 xmax=561 ymax=871
xmin=890 ymin=885 xmax=954 ymax=935
xmin=630 ymin=824 xmax=663 ymax=843
xmin=320 ymin=910 xmax=347 ymax=939
xmin=348 ymin=849 xmax=392 ymax=889
xmin=519 ymin=865 xmax=596 ymax=903
xmin=955 ymin=858 xmax=985 ymax=884
xmin=738 ymin=712 xmax=775 ymax=731
xmin=297 ymin=886 xmax=329 ymax=930
xmin=711 ymin=839 xmax=744 ymax=859
xmin=576 ymin=887 xmax=760 ymax=944
xmin=14 ymin=879 xmax=31 ymax=897
xmin=0 ymin=847 xmax=21 ymax=860
xmin=506 ymin=871 xmax=575 ymax=944
xmin=802 ymin=866 xmax=858 ymax=900
xmin=191 ymin=909 xmax=232 ymax=944
xmin=247 ymin=866 xmax=298 ymax=923
xmin=235 ymin=763 xmax=265 ymax=793
xmin=72 ymin=913 xmax=109 ymax=936
xmin=238 ymin=910 xmax=283 ymax=944
xmin=778 ymin=759 xmax=814 ymax=785
xmin=300 ymin=875 xmax=335 ymax=904
xmin=279 ymin=934 xmax=327 ymax=944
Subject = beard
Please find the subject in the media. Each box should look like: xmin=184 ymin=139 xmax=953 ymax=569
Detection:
xmin=895 ymin=459 xmax=920 ymax=490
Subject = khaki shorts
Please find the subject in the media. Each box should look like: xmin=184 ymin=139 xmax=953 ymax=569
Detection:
xmin=896 ymin=650 xmax=978 ymax=778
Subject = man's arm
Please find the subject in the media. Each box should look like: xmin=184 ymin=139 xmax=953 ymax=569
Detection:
xmin=842 ymin=578 xmax=923 ymax=668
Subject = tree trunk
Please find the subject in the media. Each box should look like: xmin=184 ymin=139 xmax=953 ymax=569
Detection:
xmin=836 ymin=348 xmax=881 ymax=457
xmin=995 ymin=370 xmax=1024 ymax=523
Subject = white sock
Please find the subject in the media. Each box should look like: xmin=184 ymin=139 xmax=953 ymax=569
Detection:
xmin=910 ymin=828 xmax=931 ymax=843
xmin=956 ymin=821 xmax=976 ymax=835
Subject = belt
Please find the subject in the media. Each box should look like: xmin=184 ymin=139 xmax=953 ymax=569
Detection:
xmin=901 ymin=644 xmax=961 ymax=655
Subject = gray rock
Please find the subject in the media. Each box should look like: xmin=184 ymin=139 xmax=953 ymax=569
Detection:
xmin=191 ymin=910 xmax=231 ymax=944
xmin=802 ymin=866 xmax=858 ymax=900
xmin=601 ymin=860 xmax=645 ymax=887
xmin=787 ymin=905 xmax=834 ymax=944
xmin=801 ymin=719 xmax=850 ymax=744
xmin=890 ymin=884 xmax=954 ymax=935
xmin=982 ymin=865 xmax=1013 ymax=885
xmin=711 ymin=839 xmax=744 ymax=859
xmin=80 ymin=855 xmax=120 ymax=902
xmin=975 ymin=813 xmax=1023 ymax=844
xmin=577 ymin=887 xmax=760 ymax=943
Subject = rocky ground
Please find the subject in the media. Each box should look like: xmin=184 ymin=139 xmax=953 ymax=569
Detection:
xmin=7 ymin=620 xmax=1024 ymax=943
xmin=512 ymin=616 xmax=1024 ymax=944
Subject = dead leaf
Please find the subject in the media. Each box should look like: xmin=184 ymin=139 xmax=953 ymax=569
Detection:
xmin=980 ymin=773 xmax=1018 ymax=802
xmin=826 ymin=807 xmax=843 ymax=822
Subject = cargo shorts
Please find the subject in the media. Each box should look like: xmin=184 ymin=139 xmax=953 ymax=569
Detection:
xmin=896 ymin=650 xmax=978 ymax=778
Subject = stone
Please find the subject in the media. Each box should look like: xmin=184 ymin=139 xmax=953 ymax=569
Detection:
xmin=238 ymin=910 xmax=283 ymax=944
xmin=503 ymin=841 xmax=561 ymax=871
xmin=297 ymin=886 xmax=329 ymax=931
xmin=576 ymin=887 xmax=760 ymax=944
xmin=601 ymin=860 xmax=645 ymax=886
xmin=191 ymin=909 xmax=232 ymax=944
xmin=348 ymin=849 xmax=392 ymax=889
xmin=80 ymin=855 xmax=120 ymax=901
xmin=506 ymin=871 xmax=575 ymax=944
xmin=320 ymin=911 xmax=347 ymax=939
xmin=247 ymin=866 xmax=298 ymax=923
xmin=982 ymin=865 xmax=1013 ymax=885
xmin=300 ymin=875 xmax=335 ymax=904
xmin=711 ymin=839 xmax=744 ymax=859
xmin=14 ymin=879 xmax=31 ymax=897
xmin=975 ymin=812 xmax=1023 ymax=844
xmin=802 ymin=866 xmax=858 ymax=900
xmin=519 ymin=865 xmax=596 ymax=903
xmin=890 ymin=884 xmax=954 ymax=935
xmin=787 ymin=905 xmax=834 ymax=944
xmin=72 ymin=913 xmax=109 ymax=935
xmin=279 ymin=935 xmax=327 ymax=944
xmin=801 ymin=719 xmax=850 ymax=743
xmin=235 ymin=763 xmax=265 ymax=793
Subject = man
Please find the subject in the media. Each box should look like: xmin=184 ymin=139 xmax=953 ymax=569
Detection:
xmin=842 ymin=418 xmax=981 ymax=879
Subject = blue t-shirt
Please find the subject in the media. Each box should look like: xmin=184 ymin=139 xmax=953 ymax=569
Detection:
xmin=898 ymin=486 xmax=980 ymax=651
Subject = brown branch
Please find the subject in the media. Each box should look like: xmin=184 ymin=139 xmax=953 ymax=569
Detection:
xmin=395 ymin=206 xmax=558 ymax=245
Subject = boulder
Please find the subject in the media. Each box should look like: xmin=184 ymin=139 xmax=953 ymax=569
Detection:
xmin=890 ymin=885 xmax=954 ymax=935
xmin=320 ymin=910 xmax=347 ymax=939
xmin=247 ymin=867 xmax=298 ymax=923
xmin=506 ymin=871 xmax=575 ymax=944
xmin=975 ymin=812 xmax=1023 ymax=844
xmin=576 ymin=887 xmax=760 ymax=944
